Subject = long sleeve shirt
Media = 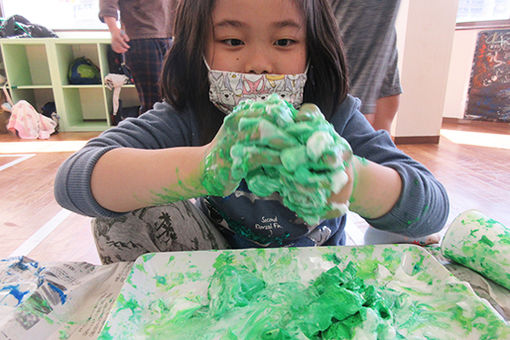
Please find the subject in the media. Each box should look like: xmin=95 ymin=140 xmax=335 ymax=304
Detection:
xmin=99 ymin=0 xmax=177 ymax=39
xmin=54 ymin=95 xmax=449 ymax=248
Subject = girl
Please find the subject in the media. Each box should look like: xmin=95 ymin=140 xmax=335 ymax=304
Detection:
xmin=55 ymin=0 xmax=449 ymax=264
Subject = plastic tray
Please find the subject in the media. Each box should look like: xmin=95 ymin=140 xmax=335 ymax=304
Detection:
xmin=99 ymin=244 xmax=509 ymax=339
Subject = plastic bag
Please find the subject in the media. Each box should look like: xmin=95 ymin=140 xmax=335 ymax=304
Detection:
xmin=0 ymin=15 xmax=58 ymax=38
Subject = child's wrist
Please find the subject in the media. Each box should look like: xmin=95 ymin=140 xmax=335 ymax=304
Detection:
xmin=348 ymin=156 xmax=365 ymax=203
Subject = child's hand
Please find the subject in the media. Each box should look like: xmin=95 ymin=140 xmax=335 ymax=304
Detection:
xmin=282 ymin=103 xmax=354 ymax=224
xmin=230 ymin=99 xmax=354 ymax=225
xmin=201 ymin=95 xmax=354 ymax=226
xmin=200 ymin=98 xmax=298 ymax=196
xmin=200 ymin=114 xmax=248 ymax=197
xmin=277 ymin=126 xmax=354 ymax=225
xmin=200 ymin=132 xmax=239 ymax=197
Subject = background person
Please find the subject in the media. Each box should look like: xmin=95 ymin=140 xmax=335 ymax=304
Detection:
xmin=329 ymin=0 xmax=402 ymax=132
xmin=99 ymin=0 xmax=178 ymax=115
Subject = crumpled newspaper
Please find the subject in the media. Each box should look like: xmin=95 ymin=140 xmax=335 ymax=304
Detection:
xmin=0 ymin=256 xmax=132 ymax=339
xmin=426 ymin=246 xmax=510 ymax=321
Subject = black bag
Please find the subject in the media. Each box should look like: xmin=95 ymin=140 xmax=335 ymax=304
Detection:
xmin=40 ymin=102 xmax=56 ymax=118
xmin=40 ymin=101 xmax=59 ymax=134
xmin=0 ymin=15 xmax=58 ymax=38
xmin=107 ymin=46 xmax=134 ymax=83
xmin=111 ymin=99 xmax=140 ymax=125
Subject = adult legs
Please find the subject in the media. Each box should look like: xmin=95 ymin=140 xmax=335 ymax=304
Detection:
xmin=330 ymin=0 xmax=402 ymax=131
xmin=371 ymin=94 xmax=400 ymax=132
xmin=372 ymin=39 xmax=402 ymax=132
xmin=363 ymin=29 xmax=401 ymax=132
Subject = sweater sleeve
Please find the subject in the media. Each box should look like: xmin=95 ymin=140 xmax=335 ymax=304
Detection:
xmin=54 ymin=102 xmax=197 ymax=217
xmin=98 ymin=0 xmax=120 ymax=22
xmin=332 ymin=96 xmax=449 ymax=237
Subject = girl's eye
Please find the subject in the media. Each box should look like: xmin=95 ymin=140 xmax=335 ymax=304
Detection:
xmin=223 ymin=39 xmax=244 ymax=47
xmin=275 ymin=39 xmax=294 ymax=47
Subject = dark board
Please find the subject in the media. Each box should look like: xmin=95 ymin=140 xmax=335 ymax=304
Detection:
xmin=465 ymin=29 xmax=510 ymax=122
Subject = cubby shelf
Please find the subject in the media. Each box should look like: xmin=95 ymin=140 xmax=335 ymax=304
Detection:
xmin=0 ymin=38 xmax=140 ymax=132
xmin=61 ymin=85 xmax=104 ymax=89
xmin=12 ymin=85 xmax=54 ymax=89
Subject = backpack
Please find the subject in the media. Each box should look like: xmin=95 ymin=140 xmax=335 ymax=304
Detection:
xmin=68 ymin=57 xmax=101 ymax=85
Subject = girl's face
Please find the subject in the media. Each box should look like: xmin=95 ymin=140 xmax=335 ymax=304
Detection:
xmin=206 ymin=0 xmax=307 ymax=75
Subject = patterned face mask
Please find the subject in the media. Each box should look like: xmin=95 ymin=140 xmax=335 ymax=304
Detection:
xmin=205 ymin=60 xmax=308 ymax=114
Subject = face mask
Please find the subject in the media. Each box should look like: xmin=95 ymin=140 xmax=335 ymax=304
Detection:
xmin=205 ymin=60 xmax=308 ymax=114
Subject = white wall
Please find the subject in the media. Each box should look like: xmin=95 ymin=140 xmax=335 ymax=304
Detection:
xmin=393 ymin=0 xmax=459 ymax=138
xmin=443 ymin=29 xmax=482 ymax=118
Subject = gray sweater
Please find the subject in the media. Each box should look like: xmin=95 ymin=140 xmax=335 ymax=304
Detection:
xmin=54 ymin=95 xmax=449 ymax=247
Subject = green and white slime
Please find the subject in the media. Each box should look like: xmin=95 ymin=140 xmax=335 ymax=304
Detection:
xmin=441 ymin=209 xmax=510 ymax=289
xmin=100 ymin=246 xmax=510 ymax=339
xmin=144 ymin=260 xmax=395 ymax=339
xmin=202 ymin=94 xmax=352 ymax=225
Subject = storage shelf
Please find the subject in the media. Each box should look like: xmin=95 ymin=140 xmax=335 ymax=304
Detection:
xmin=62 ymin=85 xmax=104 ymax=89
xmin=0 ymin=38 xmax=140 ymax=132
xmin=10 ymin=88 xmax=55 ymax=112
xmin=10 ymin=85 xmax=53 ymax=89
xmin=55 ymin=42 xmax=102 ymax=86
xmin=63 ymin=121 xmax=109 ymax=132
xmin=0 ymin=39 xmax=61 ymax=45
xmin=0 ymin=43 xmax=51 ymax=86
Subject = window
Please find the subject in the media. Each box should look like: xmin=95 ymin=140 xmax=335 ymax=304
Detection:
xmin=456 ymin=0 xmax=510 ymax=29
xmin=2 ymin=0 xmax=106 ymax=31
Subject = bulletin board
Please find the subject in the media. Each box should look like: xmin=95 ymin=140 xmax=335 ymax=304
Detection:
xmin=465 ymin=29 xmax=510 ymax=122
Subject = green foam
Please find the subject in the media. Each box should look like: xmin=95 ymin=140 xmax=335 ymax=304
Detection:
xmin=441 ymin=210 xmax=510 ymax=290
xmin=141 ymin=261 xmax=395 ymax=339
xmin=201 ymin=94 xmax=352 ymax=225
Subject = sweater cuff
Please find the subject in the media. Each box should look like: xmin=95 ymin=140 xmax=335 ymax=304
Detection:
xmin=98 ymin=9 xmax=119 ymax=23
xmin=55 ymin=145 xmax=125 ymax=218
xmin=363 ymin=163 xmax=431 ymax=237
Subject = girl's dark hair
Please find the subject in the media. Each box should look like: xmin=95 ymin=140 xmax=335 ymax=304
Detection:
xmin=161 ymin=0 xmax=348 ymax=145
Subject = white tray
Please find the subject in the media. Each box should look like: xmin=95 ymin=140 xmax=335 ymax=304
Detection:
xmin=99 ymin=245 xmax=509 ymax=339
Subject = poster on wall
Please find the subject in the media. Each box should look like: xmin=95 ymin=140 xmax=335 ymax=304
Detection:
xmin=465 ymin=29 xmax=510 ymax=122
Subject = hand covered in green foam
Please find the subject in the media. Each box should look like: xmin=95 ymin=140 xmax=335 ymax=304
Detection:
xmin=221 ymin=94 xmax=353 ymax=225
xmin=201 ymin=95 xmax=300 ymax=196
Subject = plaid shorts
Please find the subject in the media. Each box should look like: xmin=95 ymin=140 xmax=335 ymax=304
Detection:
xmin=124 ymin=38 xmax=173 ymax=114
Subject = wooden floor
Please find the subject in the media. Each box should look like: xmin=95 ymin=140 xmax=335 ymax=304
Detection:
xmin=0 ymin=120 xmax=509 ymax=265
